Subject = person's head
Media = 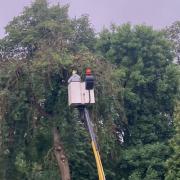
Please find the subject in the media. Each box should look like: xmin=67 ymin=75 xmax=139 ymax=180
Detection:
xmin=86 ymin=68 xmax=92 ymax=75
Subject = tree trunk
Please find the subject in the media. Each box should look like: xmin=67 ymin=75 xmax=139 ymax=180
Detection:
xmin=53 ymin=127 xmax=71 ymax=180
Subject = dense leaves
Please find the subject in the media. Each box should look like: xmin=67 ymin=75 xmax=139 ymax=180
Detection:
xmin=97 ymin=24 xmax=179 ymax=179
xmin=165 ymin=21 xmax=180 ymax=64
xmin=165 ymin=102 xmax=180 ymax=180
xmin=0 ymin=0 xmax=179 ymax=180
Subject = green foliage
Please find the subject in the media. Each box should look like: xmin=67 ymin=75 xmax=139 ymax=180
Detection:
xmin=165 ymin=102 xmax=180 ymax=180
xmin=0 ymin=51 xmax=118 ymax=179
xmin=0 ymin=1 xmax=119 ymax=179
xmin=0 ymin=1 xmax=179 ymax=179
xmin=165 ymin=21 xmax=180 ymax=64
xmin=97 ymin=24 xmax=179 ymax=179
xmin=118 ymin=142 xmax=170 ymax=179
xmin=0 ymin=0 xmax=95 ymax=60
xmin=0 ymin=8 xmax=119 ymax=179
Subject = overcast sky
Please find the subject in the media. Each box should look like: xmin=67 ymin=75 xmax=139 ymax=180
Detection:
xmin=0 ymin=0 xmax=180 ymax=38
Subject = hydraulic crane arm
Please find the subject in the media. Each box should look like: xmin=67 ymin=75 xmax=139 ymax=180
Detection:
xmin=68 ymin=69 xmax=105 ymax=179
xmin=84 ymin=108 xmax=106 ymax=180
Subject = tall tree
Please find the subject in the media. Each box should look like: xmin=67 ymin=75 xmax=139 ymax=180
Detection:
xmin=97 ymin=24 xmax=179 ymax=179
xmin=0 ymin=1 xmax=121 ymax=179
xmin=0 ymin=0 xmax=179 ymax=179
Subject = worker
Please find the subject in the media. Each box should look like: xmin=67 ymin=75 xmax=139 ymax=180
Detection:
xmin=85 ymin=68 xmax=94 ymax=90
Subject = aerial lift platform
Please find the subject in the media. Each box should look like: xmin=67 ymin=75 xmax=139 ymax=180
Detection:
xmin=68 ymin=68 xmax=106 ymax=180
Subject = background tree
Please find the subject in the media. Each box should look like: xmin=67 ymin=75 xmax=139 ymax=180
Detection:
xmin=96 ymin=24 xmax=179 ymax=179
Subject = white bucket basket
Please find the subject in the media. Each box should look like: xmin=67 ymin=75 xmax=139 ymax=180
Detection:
xmin=68 ymin=81 xmax=95 ymax=107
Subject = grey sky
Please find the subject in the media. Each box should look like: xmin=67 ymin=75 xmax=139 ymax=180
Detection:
xmin=0 ymin=0 xmax=180 ymax=38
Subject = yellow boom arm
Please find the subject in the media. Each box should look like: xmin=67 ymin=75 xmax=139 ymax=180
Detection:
xmin=84 ymin=108 xmax=106 ymax=180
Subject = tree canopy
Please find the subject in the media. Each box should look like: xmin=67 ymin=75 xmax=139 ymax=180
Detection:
xmin=0 ymin=0 xmax=179 ymax=180
xmin=96 ymin=24 xmax=179 ymax=179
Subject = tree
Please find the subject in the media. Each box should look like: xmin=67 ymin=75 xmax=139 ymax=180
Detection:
xmin=0 ymin=1 xmax=179 ymax=179
xmin=0 ymin=1 xmax=121 ymax=179
xmin=165 ymin=101 xmax=180 ymax=180
xmin=0 ymin=0 xmax=95 ymax=61
xmin=0 ymin=51 xmax=120 ymax=180
xmin=97 ymin=24 xmax=179 ymax=179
